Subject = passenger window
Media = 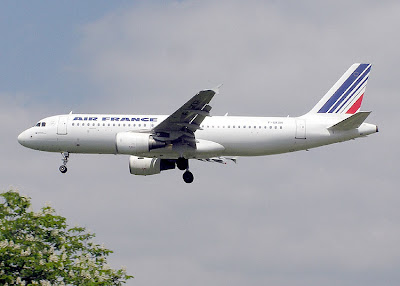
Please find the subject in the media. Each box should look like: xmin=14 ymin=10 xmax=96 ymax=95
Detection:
xmin=72 ymin=123 xmax=75 ymax=126
xmin=280 ymin=126 xmax=283 ymax=129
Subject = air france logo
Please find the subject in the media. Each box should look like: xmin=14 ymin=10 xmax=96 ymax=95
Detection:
xmin=73 ymin=117 xmax=157 ymax=122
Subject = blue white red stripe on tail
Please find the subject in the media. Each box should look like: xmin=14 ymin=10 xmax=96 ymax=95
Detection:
xmin=317 ymin=63 xmax=371 ymax=114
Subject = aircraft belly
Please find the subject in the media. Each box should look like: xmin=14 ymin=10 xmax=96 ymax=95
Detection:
xmin=197 ymin=130 xmax=296 ymax=156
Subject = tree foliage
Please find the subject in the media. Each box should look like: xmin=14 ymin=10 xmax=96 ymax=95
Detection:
xmin=0 ymin=190 xmax=133 ymax=285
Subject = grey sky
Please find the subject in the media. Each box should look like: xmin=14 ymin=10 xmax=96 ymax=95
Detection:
xmin=1 ymin=1 xmax=399 ymax=285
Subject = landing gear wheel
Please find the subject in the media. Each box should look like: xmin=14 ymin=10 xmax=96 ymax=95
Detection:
xmin=59 ymin=165 xmax=67 ymax=173
xmin=177 ymin=157 xmax=189 ymax=170
xmin=59 ymin=152 xmax=70 ymax=173
xmin=183 ymin=171 xmax=194 ymax=184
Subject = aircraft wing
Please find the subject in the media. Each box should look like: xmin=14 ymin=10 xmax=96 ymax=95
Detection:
xmin=152 ymin=88 xmax=217 ymax=147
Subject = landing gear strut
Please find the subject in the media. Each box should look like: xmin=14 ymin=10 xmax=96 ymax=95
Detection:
xmin=59 ymin=152 xmax=69 ymax=174
xmin=177 ymin=157 xmax=194 ymax=183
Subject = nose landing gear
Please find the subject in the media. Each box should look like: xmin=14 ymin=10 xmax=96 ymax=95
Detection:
xmin=59 ymin=152 xmax=69 ymax=174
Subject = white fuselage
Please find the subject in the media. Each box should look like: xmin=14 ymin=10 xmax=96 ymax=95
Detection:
xmin=17 ymin=113 xmax=378 ymax=159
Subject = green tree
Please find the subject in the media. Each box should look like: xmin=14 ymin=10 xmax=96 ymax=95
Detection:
xmin=0 ymin=190 xmax=133 ymax=285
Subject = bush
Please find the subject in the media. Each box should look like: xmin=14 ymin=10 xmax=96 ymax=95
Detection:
xmin=0 ymin=190 xmax=133 ymax=285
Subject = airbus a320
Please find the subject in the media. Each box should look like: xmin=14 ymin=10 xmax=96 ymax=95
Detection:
xmin=18 ymin=63 xmax=378 ymax=183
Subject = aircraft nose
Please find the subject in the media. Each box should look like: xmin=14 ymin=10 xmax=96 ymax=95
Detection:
xmin=18 ymin=130 xmax=31 ymax=146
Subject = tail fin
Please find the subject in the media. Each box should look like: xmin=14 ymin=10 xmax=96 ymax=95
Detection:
xmin=307 ymin=63 xmax=372 ymax=115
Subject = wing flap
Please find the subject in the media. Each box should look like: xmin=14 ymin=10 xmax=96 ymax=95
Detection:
xmin=198 ymin=157 xmax=237 ymax=164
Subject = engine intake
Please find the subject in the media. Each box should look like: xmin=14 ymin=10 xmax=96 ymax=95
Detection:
xmin=116 ymin=132 xmax=165 ymax=155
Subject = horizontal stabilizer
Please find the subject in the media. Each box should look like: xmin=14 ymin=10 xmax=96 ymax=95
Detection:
xmin=328 ymin=111 xmax=371 ymax=131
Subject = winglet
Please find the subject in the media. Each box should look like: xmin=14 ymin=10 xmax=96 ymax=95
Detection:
xmin=328 ymin=111 xmax=371 ymax=131
xmin=213 ymin=84 xmax=223 ymax=95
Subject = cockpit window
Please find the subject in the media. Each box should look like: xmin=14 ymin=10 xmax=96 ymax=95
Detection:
xmin=35 ymin=122 xmax=47 ymax=127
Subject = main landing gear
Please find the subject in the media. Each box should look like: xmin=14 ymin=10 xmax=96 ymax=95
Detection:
xmin=59 ymin=152 xmax=69 ymax=174
xmin=177 ymin=157 xmax=194 ymax=184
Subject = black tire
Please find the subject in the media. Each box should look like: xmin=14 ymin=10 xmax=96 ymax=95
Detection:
xmin=183 ymin=171 xmax=194 ymax=183
xmin=59 ymin=165 xmax=67 ymax=173
xmin=176 ymin=157 xmax=189 ymax=170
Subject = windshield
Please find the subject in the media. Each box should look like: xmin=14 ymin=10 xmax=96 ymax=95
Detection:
xmin=34 ymin=122 xmax=46 ymax=127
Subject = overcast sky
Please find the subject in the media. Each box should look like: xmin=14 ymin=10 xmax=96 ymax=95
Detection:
xmin=1 ymin=1 xmax=399 ymax=285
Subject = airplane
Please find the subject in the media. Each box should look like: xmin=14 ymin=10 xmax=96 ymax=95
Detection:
xmin=18 ymin=63 xmax=378 ymax=183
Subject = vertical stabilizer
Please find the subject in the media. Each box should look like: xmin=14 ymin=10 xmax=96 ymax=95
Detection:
xmin=307 ymin=63 xmax=371 ymax=115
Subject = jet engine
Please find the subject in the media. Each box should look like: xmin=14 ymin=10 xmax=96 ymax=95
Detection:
xmin=116 ymin=132 xmax=165 ymax=155
xmin=129 ymin=156 xmax=175 ymax=175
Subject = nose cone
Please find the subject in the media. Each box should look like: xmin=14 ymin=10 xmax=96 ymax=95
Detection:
xmin=18 ymin=130 xmax=31 ymax=147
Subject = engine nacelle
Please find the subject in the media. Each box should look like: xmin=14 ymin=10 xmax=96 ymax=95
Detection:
xmin=129 ymin=156 xmax=161 ymax=175
xmin=116 ymin=132 xmax=165 ymax=155
xmin=129 ymin=156 xmax=176 ymax=176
